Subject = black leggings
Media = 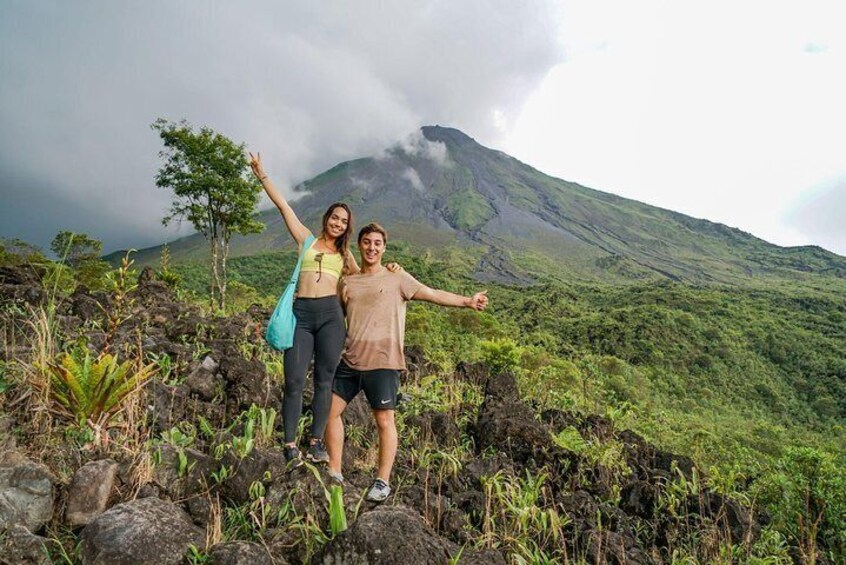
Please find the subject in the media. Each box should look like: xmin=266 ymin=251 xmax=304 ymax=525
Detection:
xmin=283 ymin=296 xmax=346 ymax=443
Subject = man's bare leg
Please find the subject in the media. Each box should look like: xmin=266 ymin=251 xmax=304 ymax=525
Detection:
xmin=326 ymin=393 xmax=348 ymax=476
xmin=373 ymin=409 xmax=397 ymax=483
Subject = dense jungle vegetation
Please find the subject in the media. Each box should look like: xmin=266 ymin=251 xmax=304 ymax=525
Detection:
xmin=171 ymin=240 xmax=846 ymax=557
xmin=1 ymin=237 xmax=845 ymax=563
xmin=174 ymin=241 xmax=846 ymax=461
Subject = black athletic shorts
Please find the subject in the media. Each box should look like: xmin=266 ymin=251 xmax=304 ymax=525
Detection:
xmin=332 ymin=361 xmax=400 ymax=410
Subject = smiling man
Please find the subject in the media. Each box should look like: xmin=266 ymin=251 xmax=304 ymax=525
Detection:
xmin=325 ymin=222 xmax=489 ymax=501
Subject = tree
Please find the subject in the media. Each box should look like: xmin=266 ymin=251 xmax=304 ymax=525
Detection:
xmin=50 ymin=231 xmax=103 ymax=268
xmin=0 ymin=238 xmax=47 ymax=266
xmin=151 ymin=118 xmax=264 ymax=309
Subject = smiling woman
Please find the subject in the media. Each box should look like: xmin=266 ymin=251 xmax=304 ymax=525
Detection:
xmin=249 ymin=151 xmax=359 ymax=468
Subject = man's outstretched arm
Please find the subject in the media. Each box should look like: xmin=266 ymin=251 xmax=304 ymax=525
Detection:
xmin=412 ymin=286 xmax=488 ymax=311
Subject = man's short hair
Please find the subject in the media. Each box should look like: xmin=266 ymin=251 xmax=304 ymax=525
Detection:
xmin=358 ymin=223 xmax=388 ymax=245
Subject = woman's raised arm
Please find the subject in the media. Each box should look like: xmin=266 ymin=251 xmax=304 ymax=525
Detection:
xmin=249 ymin=152 xmax=311 ymax=245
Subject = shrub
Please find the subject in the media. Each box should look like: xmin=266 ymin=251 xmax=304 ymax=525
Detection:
xmin=755 ymin=447 xmax=846 ymax=563
xmin=480 ymin=338 xmax=522 ymax=375
xmin=75 ymin=258 xmax=112 ymax=290
xmin=225 ymin=280 xmax=261 ymax=314
xmin=46 ymin=348 xmax=157 ymax=428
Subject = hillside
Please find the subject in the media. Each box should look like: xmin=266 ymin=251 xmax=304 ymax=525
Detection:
xmin=1 ymin=261 xmax=844 ymax=563
xmin=114 ymin=126 xmax=846 ymax=286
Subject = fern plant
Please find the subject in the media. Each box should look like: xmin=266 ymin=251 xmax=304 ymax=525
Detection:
xmin=46 ymin=348 xmax=156 ymax=427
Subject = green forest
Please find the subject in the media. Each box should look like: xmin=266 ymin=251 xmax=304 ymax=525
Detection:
xmin=1 ymin=236 xmax=844 ymax=564
xmin=174 ymin=240 xmax=846 ymax=560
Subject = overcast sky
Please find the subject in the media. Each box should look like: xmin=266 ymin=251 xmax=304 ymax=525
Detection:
xmin=1 ymin=1 xmax=844 ymax=256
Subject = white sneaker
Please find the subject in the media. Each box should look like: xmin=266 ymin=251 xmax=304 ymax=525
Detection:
xmin=365 ymin=478 xmax=391 ymax=502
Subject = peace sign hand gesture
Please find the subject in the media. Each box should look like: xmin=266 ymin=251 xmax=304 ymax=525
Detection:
xmin=248 ymin=152 xmax=266 ymax=181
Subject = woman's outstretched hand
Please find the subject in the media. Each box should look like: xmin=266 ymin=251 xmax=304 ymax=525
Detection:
xmin=248 ymin=152 xmax=266 ymax=181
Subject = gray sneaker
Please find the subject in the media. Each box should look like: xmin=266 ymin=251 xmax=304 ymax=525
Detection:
xmin=327 ymin=469 xmax=345 ymax=485
xmin=306 ymin=439 xmax=330 ymax=464
xmin=284 ymin=446 xmax=303 ymax=469
xmin=365 ymin=478 xmax=391 ymax=502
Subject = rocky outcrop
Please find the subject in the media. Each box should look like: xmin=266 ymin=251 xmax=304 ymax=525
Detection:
xmin=66 ymin=459 xmax=119 ymax=527
xmin=0 ymin=524 xmax=54 ymax=565
xmin=0 ymin=459 xmax=54 ymax=531
xmin=317 ymin=505 xmax=460 ymax=565
xmin=472 ymin=371 xmax=557 ymax=464
xmin=208 ymin=541 xmax=273 ymax=565
xmin=79 ymin=497 xmax=205 ymax=565
xmin=0 ymin=267 xmax=767 ymax=565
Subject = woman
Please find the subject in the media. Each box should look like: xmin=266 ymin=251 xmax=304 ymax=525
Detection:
xmin=249 ymin=152 xmax=393 ymax=467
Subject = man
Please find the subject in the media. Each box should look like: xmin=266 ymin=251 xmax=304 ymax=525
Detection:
xmin=325 ymin=223 xmax=489 ymax=502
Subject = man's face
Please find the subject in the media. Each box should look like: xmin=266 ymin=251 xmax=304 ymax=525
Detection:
xmin=359 ymin=232 xmax=386 ymax=268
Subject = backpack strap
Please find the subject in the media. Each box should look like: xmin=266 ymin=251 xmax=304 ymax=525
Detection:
xmin=288 ymin=234 xmax=316 ymax=287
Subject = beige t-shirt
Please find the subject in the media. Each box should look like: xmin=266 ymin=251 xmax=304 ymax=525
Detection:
xmin=340 ymin=268 xmax=423 ymax=371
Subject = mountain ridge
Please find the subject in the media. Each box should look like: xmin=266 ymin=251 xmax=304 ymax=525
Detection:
xmin=112 ymin=125 xmax=846 ymax=285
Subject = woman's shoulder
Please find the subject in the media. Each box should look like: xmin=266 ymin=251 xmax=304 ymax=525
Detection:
xmin=298 ymin=232 xmax=317 ymax=250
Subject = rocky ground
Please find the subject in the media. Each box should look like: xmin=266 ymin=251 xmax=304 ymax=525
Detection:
xmin=0 ymin=264 xmax=764 ymax=564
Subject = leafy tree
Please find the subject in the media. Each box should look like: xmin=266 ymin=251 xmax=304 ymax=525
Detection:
xmin=75 ymin=258 xmax=111 ymax=290
xmin=0 ymin=238 xmax=47 ymax=266
xmin=48 ymin=231 xmax=110 ymax=289
xmin=152 ymin=118 xmax=264 ymax=309
xmin=50 ymin=231 xmax=103 ymax=268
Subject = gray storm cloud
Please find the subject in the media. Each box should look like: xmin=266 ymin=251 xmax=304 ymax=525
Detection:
xmin=0 ymin=1 xmax=563 ymax=253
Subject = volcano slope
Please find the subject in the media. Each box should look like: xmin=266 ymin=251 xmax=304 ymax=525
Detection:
xmin=117 ymin=125 xmax=846 ymax=288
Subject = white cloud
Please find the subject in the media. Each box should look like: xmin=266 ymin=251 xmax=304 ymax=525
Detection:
xmin=350 ymin=176 xmax=373 ymax=193
xmin=387 ymin=130 xmax=450 ymax=166
xmin=503 ymin=0 xmax=846 ymax=255
xmin=401 ymin=167 xmax=425 ymax=192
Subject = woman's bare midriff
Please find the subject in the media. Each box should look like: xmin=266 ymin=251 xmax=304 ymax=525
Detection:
xmin=296 ymin=271 xmax=341 ymax=298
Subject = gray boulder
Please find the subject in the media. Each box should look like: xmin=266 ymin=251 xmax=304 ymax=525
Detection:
xmin=183 ymin=361 xmax=223 ymax=402
xmin=66 ymin=459 xmax=119 ymax=527
xmin=79 ymin=497 xmax=205 ymax=564
xmin=208 ymin=541 xmax=273 ymax=564
xmin=0 ymin=524 xmax=54 ymax=565
xmin=318 ymin=505 xmax=460 ymax=565
xmin=0 ymin=460 xmax=54 ymax=531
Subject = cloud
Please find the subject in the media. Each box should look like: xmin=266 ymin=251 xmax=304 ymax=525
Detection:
xmin=504 ymin=0 xmax=846 ymax=256
xmin=803 ymin=42 xmax=828 ymax=54
xmin=401 ymin=167 xmax=425 ymax=192
xmin=348 ymin=176 xmax=374 ymax=196
xmin=785 ymin=177 xmax=846 ymax=256
xmin=379 ymin=129 xmax=450 ymax=166
xmin=0 ymin=1 xmax=563 ymax=253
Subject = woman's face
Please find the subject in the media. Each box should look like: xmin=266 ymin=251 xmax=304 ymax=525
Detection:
xmin=325 ymin=206 xmax=350 ymax=240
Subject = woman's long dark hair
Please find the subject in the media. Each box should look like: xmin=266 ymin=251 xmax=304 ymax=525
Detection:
xmin=321 ymin=202 xmax=353 ymax=259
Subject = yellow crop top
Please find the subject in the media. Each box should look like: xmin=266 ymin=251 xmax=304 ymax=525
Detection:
xmin=300 ymin=241 xmax=344 ymax=280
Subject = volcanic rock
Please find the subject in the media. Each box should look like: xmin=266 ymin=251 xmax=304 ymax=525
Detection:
xmin=66 ymin=459 xmax=119 ymax=527
xmin=79 ymin=497 xmax=204 ymax=565
xmin=0 ymin=459 xmax=54 ymax=531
